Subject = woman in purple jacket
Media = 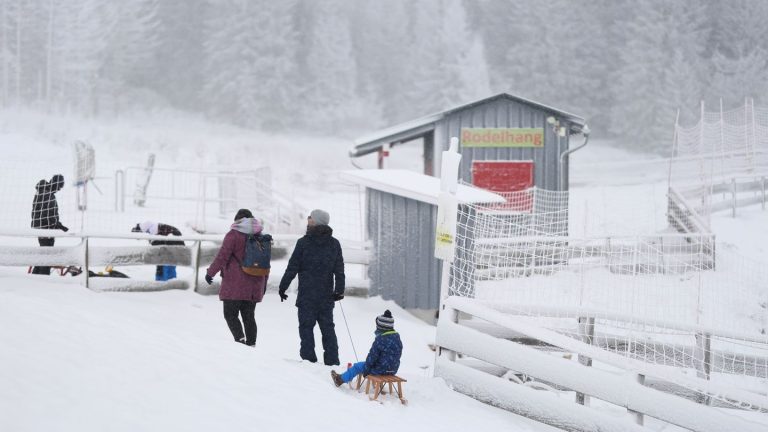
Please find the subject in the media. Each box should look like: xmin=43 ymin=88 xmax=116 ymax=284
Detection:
xmin=205 ymin=209 xmax=268 ymax=346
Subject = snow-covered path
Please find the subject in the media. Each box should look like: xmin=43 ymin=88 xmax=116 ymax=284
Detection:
xmin=0 ymin=277 xmax=553 ymax=432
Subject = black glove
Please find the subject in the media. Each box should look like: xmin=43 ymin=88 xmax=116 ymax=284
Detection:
xmin=204 ymin=274 xmax=213 ymax=285
xmin=279 ymin=290 xmax=288 ymax=302
xmin=333 ymin=293 xmax=344 ymax=301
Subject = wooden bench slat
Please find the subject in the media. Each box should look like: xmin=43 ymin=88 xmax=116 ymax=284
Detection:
xmin=368 ymin=375 xmax=406 ymax=383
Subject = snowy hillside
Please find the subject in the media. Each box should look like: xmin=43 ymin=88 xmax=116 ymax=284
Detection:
xmin=0 ymin=278 xmax=554 ymax=432
xmin=1 ymin=112 xmax=766 ymax=432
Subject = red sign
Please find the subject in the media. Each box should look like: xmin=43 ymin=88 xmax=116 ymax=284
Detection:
xmin=472 ymin=161 xmax=534 ymax=212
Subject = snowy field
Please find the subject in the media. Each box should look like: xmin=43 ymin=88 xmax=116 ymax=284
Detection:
xmin=0 ymin=278 xmax=556 ymax=432
xmin=1 ymin=110 xmax=767 ymax=431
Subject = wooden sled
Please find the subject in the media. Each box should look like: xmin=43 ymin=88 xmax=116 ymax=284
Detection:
xmin=354 ymin=374 xmax=407 ymax=405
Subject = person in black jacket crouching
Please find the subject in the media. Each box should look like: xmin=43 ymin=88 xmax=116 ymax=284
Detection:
xmin=279 ymin=209 xmax=345 ymax=365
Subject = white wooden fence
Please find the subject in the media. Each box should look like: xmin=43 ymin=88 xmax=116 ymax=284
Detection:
xmin=434 ymin=297 xmax=767 ymax=432
xmin=0 ymin=230 xmax=370 ymax=294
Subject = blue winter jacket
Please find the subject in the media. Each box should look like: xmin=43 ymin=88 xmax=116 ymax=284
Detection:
xmin=363 ymin=330 xmax=403 ymax=376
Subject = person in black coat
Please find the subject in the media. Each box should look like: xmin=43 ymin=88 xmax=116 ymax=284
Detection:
xmin=279 ymin=209 xmax=345 ymax=365
xmin=30 ymin=174 xmax=68 ymax=275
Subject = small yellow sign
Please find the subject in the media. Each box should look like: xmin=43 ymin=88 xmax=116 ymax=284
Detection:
xmin=436 ymin=232 xmax=453 ymax=245
xmin=461 ymin=128 xmax=544 ymax=148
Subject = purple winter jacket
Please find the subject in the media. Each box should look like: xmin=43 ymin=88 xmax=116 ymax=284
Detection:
xmin=207 ymin=225 xmax=267 ymax=302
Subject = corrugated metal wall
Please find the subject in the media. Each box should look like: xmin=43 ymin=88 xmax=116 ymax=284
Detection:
xmin=366 ymin=189 xmax=441 ymax=309
xmin=434 ymin=97 xmax=574 ymax=191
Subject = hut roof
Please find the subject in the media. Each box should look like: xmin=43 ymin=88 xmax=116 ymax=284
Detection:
xmin=340 ymin=169 xmax=505 ymax=205
xmin=350 ymin=93 xmax=586 ymax=157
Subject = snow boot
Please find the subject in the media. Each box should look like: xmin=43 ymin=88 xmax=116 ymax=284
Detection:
xmin=331 ymin=370 xmax=343 ymax=387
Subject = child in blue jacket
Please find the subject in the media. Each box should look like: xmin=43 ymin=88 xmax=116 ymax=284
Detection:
xmin=331 ymin=310 xmax=402 ymax=386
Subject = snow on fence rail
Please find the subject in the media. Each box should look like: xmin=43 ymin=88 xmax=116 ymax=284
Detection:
xmin=0 ymin=230 xmax=371 ymax=293
xmin=435 ymin=297 xmax=767 ymax=432
xmin=438 ymin=185 xmax=768 ymax=424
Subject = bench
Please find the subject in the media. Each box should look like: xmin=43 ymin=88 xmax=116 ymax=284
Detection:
xmin=354 ymin=374 xmax=407 ymax=404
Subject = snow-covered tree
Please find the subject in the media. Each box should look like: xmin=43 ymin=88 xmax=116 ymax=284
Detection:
xmin=300 ymin=0 xmax=358 ymax=132
xmin=706 ymin=0 xmax=768 ymax=107
xmin=152 ymin=0 xmax=206 ymax=109
xmin=610 ymin=0 xmax=708 ymax=153
xmin=203 ymin=0 xmax=299 ymax=129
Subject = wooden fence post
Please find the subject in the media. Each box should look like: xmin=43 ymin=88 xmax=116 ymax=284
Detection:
xmin=628 ymin=374 xmax=646 ymax=425
xmin=694 ymin=332 xmax=712 ymax=405
xmin=575 ymin=316 xmax=595 ymax=405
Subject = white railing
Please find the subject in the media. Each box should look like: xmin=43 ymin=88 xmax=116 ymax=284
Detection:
xmin=0 ymin=229 xmax=371 ymax=293
xmin=435 ymin=297 xmax=767 ymax=432
xmin=114 ymin=166 xmax=307 ymax=235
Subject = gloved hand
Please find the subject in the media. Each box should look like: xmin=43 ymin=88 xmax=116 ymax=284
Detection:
xmin=333 ymin=293 xmax=344 ymax=301
xmin=205 ymin=274 xmax=213 ymax=285
xmin=279 ymin=290 xmax=288 ymax=302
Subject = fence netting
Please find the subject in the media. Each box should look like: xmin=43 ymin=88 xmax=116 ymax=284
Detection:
xmin=449 ymin=187 xmax=768 ymax=410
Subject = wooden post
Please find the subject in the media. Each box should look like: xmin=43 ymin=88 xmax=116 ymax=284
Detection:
xmin=377 ymin=144 xmax=390 ymax=169
xmin=628 ymin=374 xmax=646 ymax=425
xmin=438 ymin=304 xmax=460 ymax=363
xmin=694 ymin=332 xmax=712 ymax=405
xmin=575 ymin=316 xmax=595 ymax=405
xmin=424 ymin=132 xmax=435 ymax=176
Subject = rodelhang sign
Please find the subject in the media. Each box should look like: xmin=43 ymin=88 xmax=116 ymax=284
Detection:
xmin=461 ymin=128 xmax=544 ymax=148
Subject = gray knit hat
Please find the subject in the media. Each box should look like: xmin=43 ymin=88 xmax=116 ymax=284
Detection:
xmin=310 ymin=209 xmax=330 ymax=226
xmin=375 ymin=310 xmax=394 ymax=331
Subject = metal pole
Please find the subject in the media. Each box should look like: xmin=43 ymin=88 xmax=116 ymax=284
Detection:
xmin=750 ymin=98 xmax=756 ymax=172
xmin=114 ymin=169 xmax=124 ymax=212
xmin=559 ymin=125 xmax=590 ymax=192
xmin=668 ymin=109 xmax=680 ymax=188
xmin=731 ymin=177 xmax=737 ymax=218
xmin=745 ymin=98 xmax=750 ymax=172
xmin=84 ymin=237 xmax=90 ymax=289
xmin=192 ymin=240 xmax=201 ymax=292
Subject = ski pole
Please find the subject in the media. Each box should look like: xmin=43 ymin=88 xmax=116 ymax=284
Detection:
xmin=338 ymin=300 xmax=359 ymax=362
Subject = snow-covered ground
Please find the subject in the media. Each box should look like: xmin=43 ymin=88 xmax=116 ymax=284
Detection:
xmin=0 ymin=277 xmax=554 ymax=432
xmin=1 ymin=111 xmax=766 ymax=431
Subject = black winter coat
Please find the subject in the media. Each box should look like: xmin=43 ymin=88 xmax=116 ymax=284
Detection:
xmin=31 ymin=179 xmax=64 ymax=230
xmin=150 ymin=224 xmax=185 ymax=246
xmin=279 ymin=225 xmax=345 ymax=308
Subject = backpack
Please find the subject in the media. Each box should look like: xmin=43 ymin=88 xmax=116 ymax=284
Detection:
xmin=241 ymin=233 xmax=272 ymax=276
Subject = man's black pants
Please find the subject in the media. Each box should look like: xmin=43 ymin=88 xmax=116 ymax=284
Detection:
xmin=298 ymin=305 xmax=339 ymax=365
